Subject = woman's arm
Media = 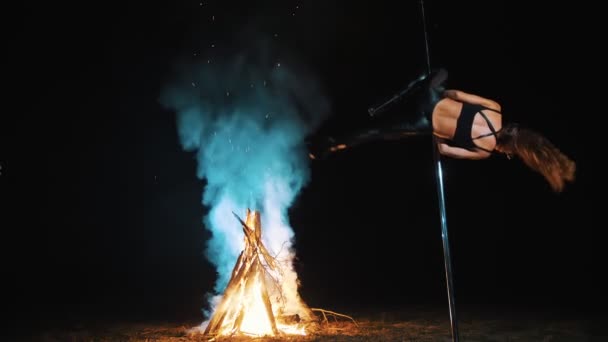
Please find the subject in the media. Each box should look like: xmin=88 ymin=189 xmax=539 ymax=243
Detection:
xmin=437 ymin=143 xmax=491 ymax=160
xmin=443 ymin=90 xmax=501 ymax=111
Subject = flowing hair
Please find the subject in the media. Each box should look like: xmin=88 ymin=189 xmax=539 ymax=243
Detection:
xmin=497 ymin=124 xmax=576 ymax=192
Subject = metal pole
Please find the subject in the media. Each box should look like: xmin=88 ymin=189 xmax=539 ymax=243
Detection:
xmin=419 ymin=1 xmax=459 ymax=341
xmin=432 ymin=138 xmax=459 ymax=342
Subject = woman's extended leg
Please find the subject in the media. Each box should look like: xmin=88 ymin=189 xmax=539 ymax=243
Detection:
xmin=307 ymin=68 xmax=447 ymax=160
xmin=307 ymin=119 xmax=431 ymax=159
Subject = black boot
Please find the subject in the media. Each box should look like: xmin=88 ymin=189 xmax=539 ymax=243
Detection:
xmin=413 ymin=68 xmax=448 ymax=123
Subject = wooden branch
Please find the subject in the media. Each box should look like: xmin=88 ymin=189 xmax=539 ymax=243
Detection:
xmin=311 ymin=308 xmax=358 ymax=327
xmin=229 ymin=251 xmax=245 ymax=282
xmin=232 ymin=260 xmax=260 ymax=333
xmin=204 ymin=248 xmax=255 ymax=335
xmin=233 ymin=211 xmax=279 ymax=271
xmin=260 ymin=264 xmax=280 ymax=335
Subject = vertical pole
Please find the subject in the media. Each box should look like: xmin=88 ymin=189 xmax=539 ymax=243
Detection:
xmin=432 ymin=140 xmax=459 ymax=342
xmin=419 ymin=1 xmax=459 ymax=341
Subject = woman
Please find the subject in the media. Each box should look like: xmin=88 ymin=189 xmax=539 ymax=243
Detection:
xmin=308 ymin=69 xmax=576 ymax=192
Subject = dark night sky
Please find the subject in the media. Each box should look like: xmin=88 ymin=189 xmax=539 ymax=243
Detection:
xmin=3 ymin=0 xmax=603 ymax=334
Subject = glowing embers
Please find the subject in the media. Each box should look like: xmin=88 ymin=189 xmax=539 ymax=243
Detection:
xmin=203 ymin=209 xmax=310 ymax=337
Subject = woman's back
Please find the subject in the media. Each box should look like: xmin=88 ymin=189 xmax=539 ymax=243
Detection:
xmin=432 ymin=92 xmax=503 ymax=156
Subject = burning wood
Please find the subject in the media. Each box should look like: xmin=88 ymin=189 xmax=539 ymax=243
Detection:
xmin=203 ymin=209 xmax=313 ymax=337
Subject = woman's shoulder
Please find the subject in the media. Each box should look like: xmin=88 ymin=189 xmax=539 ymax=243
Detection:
xmin=446 ymin=89 xmax=502 ymax=111
xmin=483 ymin=99 xmax=502 ymax=112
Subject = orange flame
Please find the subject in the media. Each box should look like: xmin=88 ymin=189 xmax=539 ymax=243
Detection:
xmin=202 ymin=209 xmax=311 ymax=337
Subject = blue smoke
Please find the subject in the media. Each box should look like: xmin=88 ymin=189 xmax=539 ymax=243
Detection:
xmin=160 ymin=49 xmax=330 ymax=303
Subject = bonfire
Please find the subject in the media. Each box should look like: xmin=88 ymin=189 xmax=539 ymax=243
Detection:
xmin=203 ymin=209 xmax=315 ymax=337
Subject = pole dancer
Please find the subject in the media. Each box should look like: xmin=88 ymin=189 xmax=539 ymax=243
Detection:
xmin=307 ymin=1 xmax=576 ymax=339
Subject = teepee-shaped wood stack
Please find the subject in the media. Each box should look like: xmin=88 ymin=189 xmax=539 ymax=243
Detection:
xmin=204 ymin=209 xmax=288 ymax=336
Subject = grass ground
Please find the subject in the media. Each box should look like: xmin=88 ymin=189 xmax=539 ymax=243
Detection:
xmin=26 ymin=308 xmax=603 ymax=342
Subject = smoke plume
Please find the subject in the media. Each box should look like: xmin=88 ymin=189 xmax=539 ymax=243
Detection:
xmin=160 ymin=40 xmax=330 ymax=316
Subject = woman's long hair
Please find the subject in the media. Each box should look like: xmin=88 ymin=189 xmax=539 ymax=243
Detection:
xmin=497 ymin=124 xmax=576 ymax=192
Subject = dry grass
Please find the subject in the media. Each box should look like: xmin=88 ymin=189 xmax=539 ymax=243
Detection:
xmin=30 ymin=310 xmax=602 ymax=342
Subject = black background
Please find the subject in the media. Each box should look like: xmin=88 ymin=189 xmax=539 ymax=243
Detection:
xmin=3 ymin=0 xmax=602 ymax=336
